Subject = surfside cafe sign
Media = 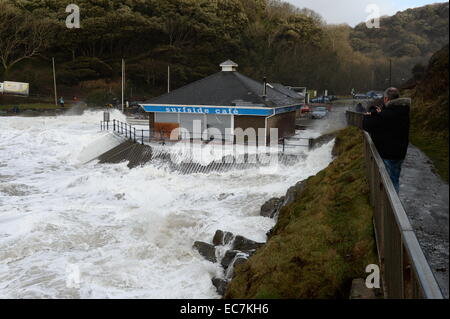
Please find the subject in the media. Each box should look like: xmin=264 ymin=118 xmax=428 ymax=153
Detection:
xmin=140 ymin=104 xmax=299 ymax=116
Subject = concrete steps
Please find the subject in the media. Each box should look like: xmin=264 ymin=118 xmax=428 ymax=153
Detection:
xmin=95 ymin=141 xmax=306 ymax=172
xmin=97 ymin=141 xmax=136 ymax=165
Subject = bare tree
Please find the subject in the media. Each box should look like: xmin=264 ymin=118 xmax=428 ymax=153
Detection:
xmin=0 ymin=2 xmax=52 ymax=77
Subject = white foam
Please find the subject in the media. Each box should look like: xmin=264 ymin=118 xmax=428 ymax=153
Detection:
xmin=77 ymin=133 xmax=125 ymax=164
xmin=0 ymin=111 xmax=334 ymax=298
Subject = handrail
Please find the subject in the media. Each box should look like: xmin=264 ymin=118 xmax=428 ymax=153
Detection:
xmin=100 ymin=119 xmax=311 ymax=151
xmin=346 ymin=110 xmax=443 ymax=299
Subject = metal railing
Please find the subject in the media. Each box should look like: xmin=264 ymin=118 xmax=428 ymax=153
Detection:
xmin=346 ymin=110 xmax=443 ymax=299
xmin=101 ymin=119 xmax=152 ymax=145
xmin=100 ymin=119 xmax=311 ymax=152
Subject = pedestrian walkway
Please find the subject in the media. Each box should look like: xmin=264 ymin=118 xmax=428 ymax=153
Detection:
xmin=400 ymin=144 xmax=449 ymax=298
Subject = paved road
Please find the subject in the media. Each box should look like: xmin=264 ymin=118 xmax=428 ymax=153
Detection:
xmin=400 ymin=145 xmax=449 ymax=298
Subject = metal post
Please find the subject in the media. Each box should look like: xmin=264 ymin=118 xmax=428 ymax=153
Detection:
xmin=141 ymin=129 xmax=144 ymax=144
xmin=52 ymin=57 xmax=58 ymax=106
xmin=100 ymin=121 xmax=102 ymax=131
xmin=107 ymin=121 xmax=109 ymax=131
xmin=113 ymin=119 xmax=115 ymax=132
xmin=167 ymin=65 xmax=170 ymax=93
xmin=133 ymin=127 xmax=136 ymax=142
xmin=282 ymin=138 xmax=285 ymax=153
xmin=121 ymin=59 xmax=125 ymax=113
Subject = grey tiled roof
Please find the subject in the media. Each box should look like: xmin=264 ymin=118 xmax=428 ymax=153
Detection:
xmin=270 ymin=83 xmax=305 ymax=100
xmin=145 ymin=71 xmax=301 ymax=108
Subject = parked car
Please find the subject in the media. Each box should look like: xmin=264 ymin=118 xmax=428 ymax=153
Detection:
xmin=300 ymin=105 xmax=311 ymax=114
xmin=311 ymin=106 xmax=328 ymax=119
xmin=366 ymin=91 xmax=383 ymax=99
xmin=328 ymin=95 xmax=338 ymax=101
xmin=310 ymin=96 xmax=330 ymax=103
xmin=353 ymin=93 xmax=368 ymax=100
xmin=373 ymin=92 xmax=383 ymax=99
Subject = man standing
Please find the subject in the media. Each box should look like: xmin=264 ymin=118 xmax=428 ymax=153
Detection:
xmin=363 ymin=87 xmax=410 ymax=193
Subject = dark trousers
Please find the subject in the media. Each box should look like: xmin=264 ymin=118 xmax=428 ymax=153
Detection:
xmin=382 ymin=159 xmax=404 ymax=193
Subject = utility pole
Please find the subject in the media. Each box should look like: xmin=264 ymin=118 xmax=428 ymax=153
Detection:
xmin=121 ymin=59 xmax=125 ymax=113
xmin=52 ymin=57 xmax=57 ymax=106
xmin=167 ymin=65 xmax=170 ymax=93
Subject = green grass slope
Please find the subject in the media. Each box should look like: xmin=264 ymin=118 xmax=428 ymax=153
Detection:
xmin=408 ymin=44 xmax=449 ymax=182
xmin=225 ymin=127 xmax=377 ymax=299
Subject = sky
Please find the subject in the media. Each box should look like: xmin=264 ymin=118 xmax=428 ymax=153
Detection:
xmin=287 ymin=0 xmax=449 ymax=26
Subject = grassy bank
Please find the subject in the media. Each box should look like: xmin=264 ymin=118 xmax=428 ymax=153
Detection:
xmin=410 ymin=96 xmax=449 ymax=182
xmin=408 ymin=45 xmax=449 ymax=182
xmin=225 ymin=126 xmax=377 ymax=299
xmin=0 ymin=103 xmax=63 ymax=111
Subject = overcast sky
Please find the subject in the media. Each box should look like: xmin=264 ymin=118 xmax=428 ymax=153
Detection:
xmin=287 ymin=0 xmax=449 ymax=26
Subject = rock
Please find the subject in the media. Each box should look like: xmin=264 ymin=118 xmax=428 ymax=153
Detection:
xmin=232 ymin=257 xmax=247 ymax=268
xmin=283 ymin=180 xmax=306 ymax=206
xmin=232 ymin=235 xmax=264 ymax=252
xmin=218 ymin=193 xmax=234 ymax=201
xmin=260 ymin=197 xmax=284 ymax=218
xmin=193 ymin=241 xmax=217 ymax=263
xmin=266 ymin=228 xmax=274 ymax=238
xmin=213 ymin=230 xmax=234 ymax=246
xmin=221 ymin=250 xmax=239 ymax=269
xmin=349 ymin=278 xmax=377 ymax=299
xmin=309 ymin=133 xmax=336 ymax=150
xmin=212 ymin=277 xmax=228 ymax=296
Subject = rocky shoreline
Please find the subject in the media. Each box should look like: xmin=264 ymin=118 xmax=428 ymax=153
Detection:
xmin=193 ymin=133 xmax=337 ymax=297
xmin=193 ymin=179 xmax=308 ymax=297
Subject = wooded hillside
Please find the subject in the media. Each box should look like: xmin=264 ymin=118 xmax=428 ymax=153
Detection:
xmin=0 ymin=0 xmax=448 ymax=103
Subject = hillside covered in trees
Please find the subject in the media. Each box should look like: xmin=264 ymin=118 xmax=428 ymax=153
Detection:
xmin=0 ymin=0 xmax=448 ymax=104
xmin=350 ymin=2 xmax=449 ymax=90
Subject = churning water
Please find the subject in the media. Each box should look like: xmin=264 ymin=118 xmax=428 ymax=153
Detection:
xmin=0 ymin=110 xmax=334 ymax=298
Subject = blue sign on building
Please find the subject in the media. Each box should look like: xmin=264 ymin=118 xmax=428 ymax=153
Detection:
xmin=140 ymin=104 xmax=301 ymax=116
xmin=140 ymin=105 xmax=274 ymax=116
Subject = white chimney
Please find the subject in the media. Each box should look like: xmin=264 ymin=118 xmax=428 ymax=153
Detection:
xmin=220 ymin=60 xmax=238 ymax=72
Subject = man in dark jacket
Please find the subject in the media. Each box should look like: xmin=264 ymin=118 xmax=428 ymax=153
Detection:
xmin=363 ymin=87 xmax=410 ymax=193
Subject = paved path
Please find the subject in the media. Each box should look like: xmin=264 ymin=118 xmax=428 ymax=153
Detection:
xmin=400 ymin=144 xmax=449 ymax=298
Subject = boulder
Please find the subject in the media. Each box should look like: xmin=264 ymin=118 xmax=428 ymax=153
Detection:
xmin=232 ymin=235 xmax=264 ymax=252
xmin=193 ymin=241 xmax=217 ymax=263
xmin=212 ymin=277 xmax=228 ymax=296
xmin=309 ymin=133 xmax=336 ymax=150
xmin=283 ymin=180 xmax=306 ymax=207
xmin=232 ymin=257 xmax=247 ymax=268
xmin=221 ymin=250 xmax=239 ymax=269
xmin=213 ymin=230 xmax=234 ymax=246
xmin=218 ymin=193 xmax=234 ymax=201
xmin=260 ymin=197 xmax=284 ymax=218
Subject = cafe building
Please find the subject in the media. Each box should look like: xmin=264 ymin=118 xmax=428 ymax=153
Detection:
xmin=140 ymin=60 xmax=303 ymax=144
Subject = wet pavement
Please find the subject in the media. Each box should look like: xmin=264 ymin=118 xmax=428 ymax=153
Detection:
xmin=400 ymin=144 xmax=449 ymax=298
